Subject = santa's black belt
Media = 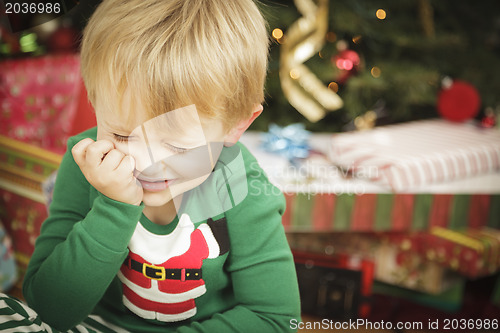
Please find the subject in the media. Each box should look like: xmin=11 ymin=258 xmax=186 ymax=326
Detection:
xmin=124 ymin=257 xmax=202 ymax=281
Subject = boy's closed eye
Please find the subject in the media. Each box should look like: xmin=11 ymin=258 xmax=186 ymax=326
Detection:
xmin=113 ymin=133 xmax=131 ymax=143
xmin=112 ymin=133 xmax=188 ymax=154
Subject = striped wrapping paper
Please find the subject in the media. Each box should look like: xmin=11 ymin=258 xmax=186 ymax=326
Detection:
xmin=329 ymin=119 xmax=500 ymax=191
xmin=282 ymin=192 xmax=500 ymax=232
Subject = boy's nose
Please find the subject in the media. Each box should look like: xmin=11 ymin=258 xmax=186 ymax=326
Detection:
xmin=129 ymin=143 xmax=173 ymax=175
xmin=135 ymin=160 xmax=165 ymax=179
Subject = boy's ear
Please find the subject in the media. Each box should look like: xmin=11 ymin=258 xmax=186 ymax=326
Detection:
xmin=224 ymin=104 xmax=263 ymax=147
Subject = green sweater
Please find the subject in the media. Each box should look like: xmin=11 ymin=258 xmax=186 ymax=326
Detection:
xmin=23 ymin=127 xmax=301 ymax=332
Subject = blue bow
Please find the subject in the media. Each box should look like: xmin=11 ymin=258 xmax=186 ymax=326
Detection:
xmin=260 ymin=123 xmax=311 ymax=164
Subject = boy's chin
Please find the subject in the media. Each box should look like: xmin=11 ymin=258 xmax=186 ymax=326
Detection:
xmin=141 ymin=189 xmax=174 ymax=207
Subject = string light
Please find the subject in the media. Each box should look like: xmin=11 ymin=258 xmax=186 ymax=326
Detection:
xmin=371 ymin=66 xmax=381 ymax=78
xmin=289 ymin=68 xmax=300 ymax=80
xmin=272 ymin=28 xmax=284 ymax=40
xmin=376 ymin=9 xmax=387 ymax=20
xmin=328 ymin=82 xmax=339 ymax=93
xmin=326 ymin=32 xmax=337 ymax=43
xmin=352 ymin=35 xmax=362 ymax=44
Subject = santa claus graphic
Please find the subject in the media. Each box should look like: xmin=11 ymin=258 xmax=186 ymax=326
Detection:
xmin=118 ymin=214 xmax=229 ymax=322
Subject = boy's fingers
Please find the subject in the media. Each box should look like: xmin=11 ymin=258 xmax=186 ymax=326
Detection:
xmin=100 ymin=149 xmax=125 ymax=171
xmin=86 ymin=140 xmax=115 ymax=167
xmin=116 ymin=155 xmax=136 ymax=178
xmin=71 ymin=138 xmax=95 ymax=167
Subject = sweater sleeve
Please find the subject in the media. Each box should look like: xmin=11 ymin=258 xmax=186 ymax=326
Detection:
xmin=176 ymin=145 xmax=301 ymax=333
xmin=22 ymin=132 xmax=144 ymax=331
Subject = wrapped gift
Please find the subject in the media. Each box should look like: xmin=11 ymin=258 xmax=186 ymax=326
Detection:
xmin=287 ymin=232 xmax=465 ymax=294
xmin=282 ymin=192 xmax=500 ymax=232
xmin=0 ymin=54 xmax=95 ymax=154
xmin=373 ymin=233 xmax=463 ymax=294
xmin=240 ymin=131 xmax=500 ymax=232
xmin=1 ymin=54 xmax=95 ymax=274
xmin=329 ymin=119 xmax=500 ymax=192
xmin=425 ymin=227 xmax=500 ymax=278
xmin=375 ymin=227 xmax=500 ymax=281
xmin=0 ymin=135 xmax=62 ymax=272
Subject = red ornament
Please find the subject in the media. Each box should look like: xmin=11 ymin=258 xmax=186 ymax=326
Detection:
xmin=437 ymin=80 xmax=481 ymax=122
xmin=332 ymin=49 xmax=360 ymax=84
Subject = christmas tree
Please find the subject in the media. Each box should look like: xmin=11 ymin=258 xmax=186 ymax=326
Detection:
xmin=2 ymin=0 xmax=499 ymax=132
xmin=254 ymin=0 xmax=500 ymax=132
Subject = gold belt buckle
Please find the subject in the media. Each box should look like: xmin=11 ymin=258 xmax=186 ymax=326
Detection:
xmin=143 ymin=263 xmax=166 ymax=281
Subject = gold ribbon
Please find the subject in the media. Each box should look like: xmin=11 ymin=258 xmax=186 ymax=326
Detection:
xmin=280 ymin=0 xmax=343 ymax=122
xmin=430 ymin=227 xmax=484 ymax=252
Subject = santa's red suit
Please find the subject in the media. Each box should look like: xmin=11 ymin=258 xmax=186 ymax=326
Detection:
xmin=118 ymin=214 xmax=224 ymax=322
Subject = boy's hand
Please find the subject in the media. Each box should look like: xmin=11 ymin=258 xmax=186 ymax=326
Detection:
xmin=72 ymin=138 xmax=143 ymax=206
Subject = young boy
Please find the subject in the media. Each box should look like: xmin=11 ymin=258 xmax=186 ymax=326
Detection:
xmin=2 ymin=0 xmax=301 ymax=332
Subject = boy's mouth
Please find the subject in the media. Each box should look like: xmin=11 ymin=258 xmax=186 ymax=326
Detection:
xmin=137 ymin=178 xmax=175 ymax=192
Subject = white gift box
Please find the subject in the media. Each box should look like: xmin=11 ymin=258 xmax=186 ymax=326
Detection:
xmin=329 ymin=119 xmax=500 ymax=192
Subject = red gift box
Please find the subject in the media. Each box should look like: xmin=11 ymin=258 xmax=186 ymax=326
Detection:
xmin=0 ymin=54 xmax=95 ymax=154
xmin=373 ymin=233 xmax=463 ymax=294
xmin=0 ymin=189 xmax=48 ymax=270
xmin=425 ymin=227 xmax=500 ymax=278
xmin=377 ymin=227 xmax=500 ymax=283
xmin=1 ymin=54 xmax=96 ymax=274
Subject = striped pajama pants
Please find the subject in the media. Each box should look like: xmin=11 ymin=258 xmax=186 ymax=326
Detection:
xmin=0 ymin=294 xmax=129 ymax=333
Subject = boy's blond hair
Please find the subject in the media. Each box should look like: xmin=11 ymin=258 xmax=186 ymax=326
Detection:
xmin=80 ymin=0 xmax=269 ymax=131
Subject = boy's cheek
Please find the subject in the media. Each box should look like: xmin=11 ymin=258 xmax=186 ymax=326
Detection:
xmin=164 ymin=143 xmax=223 ymax=180
xmin=165 ymin=153 xmax=212 ymax=179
